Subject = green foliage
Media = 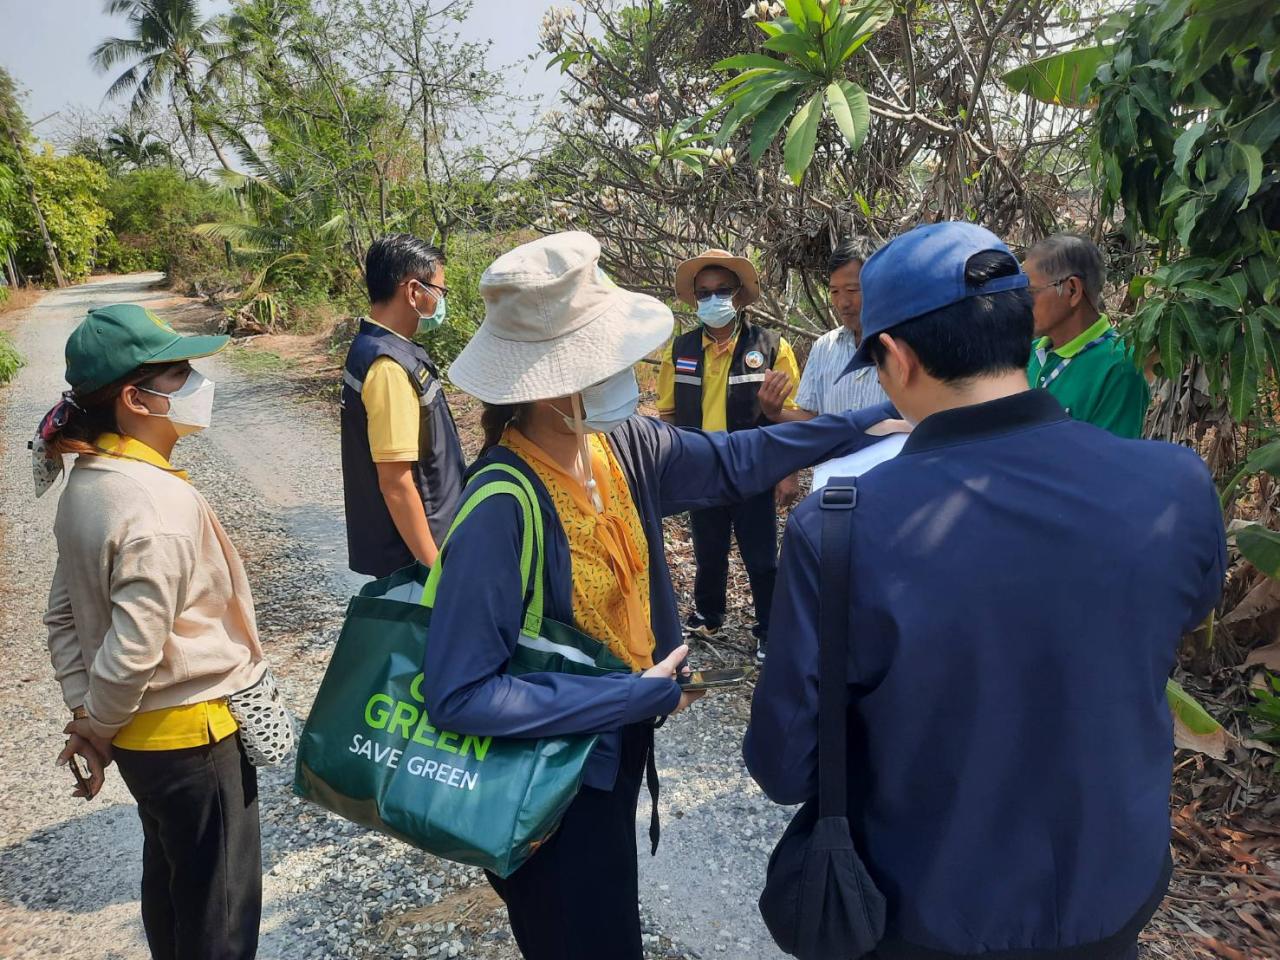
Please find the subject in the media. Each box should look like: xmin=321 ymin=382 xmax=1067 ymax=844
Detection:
xmin=1236 ymin=523 xmax=1280 ymax=579
xmin=14 ymin=151 xmax=111 ymax=282
xmin=0 ymin=330 xmax=24 ymax=385
xmin=104 ymin=123 xmax=172 ymax=169
xmin=93 ymin=0 xmax=233 ymax=170
xmin=1248 ymin=672 xmax=1280 ymax=745
xmin=0 ymin=67 xmax=29 ymax=266
xmin=636 ymin=119 xmax=713 ymax=177
xmin=1167 ymin=676 xmax=1224 ymax=736
xmin=103 ymin=166 xmax=228 ymax=272
xmin=708 ymin=0 xmax=890 ymax=183
xmin=1088 ymin=0 xmax=1280 ymax=422
xmin=1002 ymin=45 xmax=1116 ymax=107
xmin=416 ymin=231 xmax=520 ymax=372
xmin=0 ymin=163 xmax=19 ymax=264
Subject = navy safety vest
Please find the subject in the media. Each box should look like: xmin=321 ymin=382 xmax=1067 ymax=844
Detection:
xmin=671 ymin=318 xmax=781 ymax=431
xmin=340 ymin=319 xmax=466 ymax=577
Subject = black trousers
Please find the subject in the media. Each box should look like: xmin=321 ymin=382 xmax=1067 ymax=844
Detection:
xmin=114 ymin=733 xmax=262 ymax=960
xmin=689 ymin=489 xmax=778 ymax=637
xmin=486 ymin=724 xmax=651 ymax=960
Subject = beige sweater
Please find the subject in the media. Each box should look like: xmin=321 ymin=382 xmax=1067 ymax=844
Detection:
xmin=45 ymin=454 xmax=264 ymax=738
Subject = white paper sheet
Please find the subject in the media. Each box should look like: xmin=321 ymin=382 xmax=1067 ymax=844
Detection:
xmin=811 ymin=432 xmax=909 ymax=490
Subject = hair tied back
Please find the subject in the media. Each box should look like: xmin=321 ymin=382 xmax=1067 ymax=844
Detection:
xmin=37 ymin=390 xmax=83 ymax=443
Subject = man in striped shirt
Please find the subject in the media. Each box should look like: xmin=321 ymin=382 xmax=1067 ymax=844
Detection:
xmin=758 ymin=238 xmax=890 ymax=421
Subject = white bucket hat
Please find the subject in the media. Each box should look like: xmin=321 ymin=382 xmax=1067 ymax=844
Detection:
xmin=449 ymin=232 xmax=674 ymax=404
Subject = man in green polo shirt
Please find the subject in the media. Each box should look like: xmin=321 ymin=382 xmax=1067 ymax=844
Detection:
xmin=1024 ymin=234 xmax=1150 ymax=438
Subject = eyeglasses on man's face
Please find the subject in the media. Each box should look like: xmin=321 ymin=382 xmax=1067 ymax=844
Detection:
xmin=401 ymin=278 xmax=449 ymax=300
xmin=694 ymin=286 xmax=740 ymax=302
xmin=1028 ymin=274 xmax=1078 ymax=296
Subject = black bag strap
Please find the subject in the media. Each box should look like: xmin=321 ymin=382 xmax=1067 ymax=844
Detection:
xmin=818 ymin=481 xmax=857 ymax=819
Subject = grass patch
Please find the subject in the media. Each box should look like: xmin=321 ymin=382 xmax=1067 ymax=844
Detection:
xmin=0 ymin=331 xmax=25 ymax=385
xmin=225 ymin=345 xmax=294 ymax=376
xmin=0 ymin=285 xmax=44 ymax=321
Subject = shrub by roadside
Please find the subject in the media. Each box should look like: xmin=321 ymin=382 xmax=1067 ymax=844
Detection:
xmin=0 ymin=331 xmax=24 ymax=384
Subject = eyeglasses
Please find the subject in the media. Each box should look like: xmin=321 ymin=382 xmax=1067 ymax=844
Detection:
xmin=1028 ymin=275 xmax=1077 ymax=295
xmin=402 ymin=278 xmax=449 ymax=299
xmin=694 ymin=286 xmax=740 ymax=302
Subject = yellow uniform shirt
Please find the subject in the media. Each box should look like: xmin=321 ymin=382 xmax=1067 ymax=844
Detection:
xmin=363 ymin=321 xmax=422 ymax=463
xmin=656 ymin=328 xmax=801 ymax=431
xmin=92 ymin=433 xmax=239 ymax=751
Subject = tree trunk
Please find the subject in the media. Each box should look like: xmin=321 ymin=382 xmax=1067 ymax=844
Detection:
xmin=1 ymin=111 xmax=66 ymax=287
xmin=180 ymin=76 xmax=235 ymax=173
xmin=204 ymin=126 xmax=235 ymax=173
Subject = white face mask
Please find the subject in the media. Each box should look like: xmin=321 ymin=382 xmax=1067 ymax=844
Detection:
xmin=697 ymin=294 xmax=737 ymax=329
xmin=553 ymin=368 xmax=639 ymax=514
xmin=575 ymin=368 xmax=639 ymax=435
xmin=139 ymin=369 xmax=216 ymax=436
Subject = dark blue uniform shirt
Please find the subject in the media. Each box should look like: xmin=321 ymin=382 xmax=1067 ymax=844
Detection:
xmin=745 ymin=390 xmax=1226 ymax=958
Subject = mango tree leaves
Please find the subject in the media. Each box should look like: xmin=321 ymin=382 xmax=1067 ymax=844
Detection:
xmin=1182 ymin=278 xmax=1244 ymax=310
xmin=1235 ymin=142 xmax=1263 ymax=203
xmin=1173 ymin=121 xmax=1207 ymax=178
xmin=1001 ymin=45 xmax=1115 ymax=107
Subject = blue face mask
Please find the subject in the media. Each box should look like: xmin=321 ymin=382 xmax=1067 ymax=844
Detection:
xmin=416 ymin=285 xmax=447 ymax=334
xmin=697 ymin=294 xmax=737 ymax=329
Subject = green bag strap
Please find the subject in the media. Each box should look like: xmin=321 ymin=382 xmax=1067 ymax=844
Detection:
xmin=422 ymin=463 xmax=546 ymax=638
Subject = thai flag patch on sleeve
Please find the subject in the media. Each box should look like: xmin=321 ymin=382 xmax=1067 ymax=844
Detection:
xmin=675 ymin=357 xmax=699 ymax=374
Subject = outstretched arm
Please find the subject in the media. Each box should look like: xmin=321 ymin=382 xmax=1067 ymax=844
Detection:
xmin=647 ymin=401 xmax=898 ymax=516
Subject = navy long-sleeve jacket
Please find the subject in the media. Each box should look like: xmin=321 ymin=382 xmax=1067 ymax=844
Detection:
xmin=745 ymin=391 xmax=1226 ymax=958
xmin=423 ymin=406 xmax=893 ymax=790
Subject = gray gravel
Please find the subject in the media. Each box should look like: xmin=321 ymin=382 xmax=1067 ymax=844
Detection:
xmin=0 ymin=274 xmax=792 ymax=959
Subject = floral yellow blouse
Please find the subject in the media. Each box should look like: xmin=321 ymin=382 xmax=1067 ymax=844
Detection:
xmin=502 ymin=427 xmax=655 ymax=670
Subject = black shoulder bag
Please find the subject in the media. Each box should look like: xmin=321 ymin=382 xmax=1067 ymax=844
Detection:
xmin=759 ymin=481 xmax=887 ymax=960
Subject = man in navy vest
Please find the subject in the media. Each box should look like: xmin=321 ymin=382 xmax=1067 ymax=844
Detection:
xmin=340 ymin=234 xmax=466 ymax=578
xmin=746 ymin=222 xmax=1226 ymax=959
xmin=656 ymin=249 xmax=803 ymax=664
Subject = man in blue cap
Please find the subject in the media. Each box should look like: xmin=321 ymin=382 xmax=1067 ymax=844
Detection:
xmin=745 ymin=222 xmax=1226 ymax=959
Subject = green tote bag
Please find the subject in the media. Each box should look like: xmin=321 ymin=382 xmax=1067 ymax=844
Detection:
xmin=294 ymin=463 xmax=631 ymax=877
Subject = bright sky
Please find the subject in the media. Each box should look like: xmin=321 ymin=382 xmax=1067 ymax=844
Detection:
xmin=0 ymin=0 xmax=564 ymax=135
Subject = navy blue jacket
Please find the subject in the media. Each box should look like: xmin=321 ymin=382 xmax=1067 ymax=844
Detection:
xmin=340 ymin=320 xmax=466 ymax=577
xmin=422 ymin=407 xmax=892 ymax=790
xmin=745 ymin=391 xmax=1226 ymax=958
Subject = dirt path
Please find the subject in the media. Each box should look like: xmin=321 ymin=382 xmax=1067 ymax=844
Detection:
xmin=0 ymin=274 xmax=797 ymax=960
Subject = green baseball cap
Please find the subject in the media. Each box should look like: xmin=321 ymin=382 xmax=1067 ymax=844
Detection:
xmin=65 ymin=303 xmax=229 ymax=395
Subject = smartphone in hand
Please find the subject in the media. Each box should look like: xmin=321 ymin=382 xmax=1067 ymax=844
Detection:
xmin=677 ymin=666 xmax=751 ymax=691
xmin=67 ymin=747 xmax=93 ymax=800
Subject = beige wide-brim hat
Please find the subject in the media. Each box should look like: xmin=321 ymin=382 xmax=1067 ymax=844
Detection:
xmin=674 ymin=248 xmax=761 ymax=309
xmin=449 ymin=232 xmax=674 ymax=405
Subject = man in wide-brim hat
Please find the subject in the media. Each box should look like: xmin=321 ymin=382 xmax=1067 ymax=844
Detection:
xmin=658 ymin=248 xmax=802 ymax=663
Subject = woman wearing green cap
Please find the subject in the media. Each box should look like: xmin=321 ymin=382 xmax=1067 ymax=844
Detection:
xmin=38 ymin=303 xmax=265 ymax=960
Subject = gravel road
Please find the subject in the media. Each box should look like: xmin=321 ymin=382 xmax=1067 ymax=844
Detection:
xmin=0 ymin=274 xmax=794 ymax=960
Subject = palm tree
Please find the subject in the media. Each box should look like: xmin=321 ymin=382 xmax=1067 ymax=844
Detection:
xmin=92 ymin=0 xmax=234 ymax=171
xmin=104 ymin=123 xmax=172 ymax=169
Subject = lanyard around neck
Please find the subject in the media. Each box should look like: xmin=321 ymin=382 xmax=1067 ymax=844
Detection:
xmin=1036 ymin=328 xmax=1117 ymax=389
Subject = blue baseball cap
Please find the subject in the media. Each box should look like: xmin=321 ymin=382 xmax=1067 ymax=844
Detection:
xmin=844 ymin=221 xmax=1028 ymax=372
